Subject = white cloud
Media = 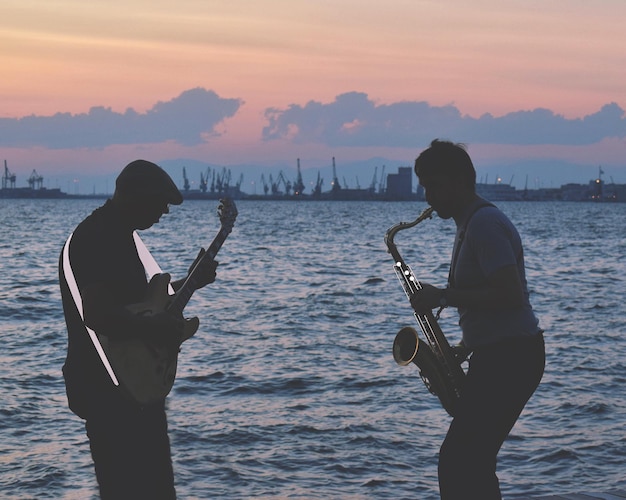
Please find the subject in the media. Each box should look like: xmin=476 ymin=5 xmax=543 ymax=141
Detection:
xmin=0 ymin=88 xmax=242 ymax=149
xmin=262 ymin=92 xmax=626 ymax=147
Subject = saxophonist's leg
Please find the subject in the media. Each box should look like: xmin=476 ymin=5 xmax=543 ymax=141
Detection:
xmin=438 ymin=333 xmax=544 ymax=500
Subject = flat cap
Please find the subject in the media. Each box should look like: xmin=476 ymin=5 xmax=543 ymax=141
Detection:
xmin=115 ymin=159 xmax=183 ymax=205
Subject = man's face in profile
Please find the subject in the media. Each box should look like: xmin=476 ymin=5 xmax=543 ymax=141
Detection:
xmin=419 ymin=174 xmax=467 ymax=220
xmin=130 ymin=195 xmax=171 ymax=230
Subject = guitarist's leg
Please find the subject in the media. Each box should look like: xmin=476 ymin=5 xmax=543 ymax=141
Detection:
xmin=86 ymin=399 xmax=175 ymax=499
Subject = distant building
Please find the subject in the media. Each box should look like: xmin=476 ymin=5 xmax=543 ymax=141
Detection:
xmin=523 ymin=187 xmax=562 ymax=201
xmin=612 ymin=184 xmax=626 ymax=202
xmin=385 ymin=167 xmax=414 ymax=200
xmin=561 ymin=183 xmax=591 ymax=201
xmin=476 ymin=182 xmax=521 ymax=201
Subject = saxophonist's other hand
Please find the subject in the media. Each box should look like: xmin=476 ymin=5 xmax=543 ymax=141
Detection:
xmin=410 ymin=284 xmax=442 ymax=312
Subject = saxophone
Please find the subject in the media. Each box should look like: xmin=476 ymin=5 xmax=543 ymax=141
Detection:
xmin=385 ymin=206 xmax=466 ymax=417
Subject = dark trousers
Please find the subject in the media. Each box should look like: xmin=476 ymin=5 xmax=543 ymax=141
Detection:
xmin=438 ymin=333 xmax=545 ymax=500
xmin=85 ymin=400 xmax=176 ymax=500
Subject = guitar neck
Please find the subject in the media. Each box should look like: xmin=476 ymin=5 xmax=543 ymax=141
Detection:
xmin=167 ymin=226 xmax=230 ymax=316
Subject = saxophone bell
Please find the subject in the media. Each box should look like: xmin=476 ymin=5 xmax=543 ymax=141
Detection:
xmin=393 ymin=326 xmax=461 ymax=417
xmin=392 ymin=326 xmax=423 ymax=366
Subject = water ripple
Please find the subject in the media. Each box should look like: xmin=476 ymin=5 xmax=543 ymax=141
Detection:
xmin=1 ymin=200 xmax=625 ymax=499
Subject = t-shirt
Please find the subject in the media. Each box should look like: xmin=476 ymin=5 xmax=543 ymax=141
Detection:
xmin=451 ymin=198 xmax=540 ymax=348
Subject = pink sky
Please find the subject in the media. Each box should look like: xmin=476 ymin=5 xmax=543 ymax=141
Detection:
xmin=1 ymin=0 xmax=626 ymax=190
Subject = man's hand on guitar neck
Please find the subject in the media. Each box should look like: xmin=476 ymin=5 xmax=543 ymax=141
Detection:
xmin=172 ymin=248 xmax=218 ymax=292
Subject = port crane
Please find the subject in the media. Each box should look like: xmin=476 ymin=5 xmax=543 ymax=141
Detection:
xmin=28 ymin=170 xmax=44 ymax=189
xmin=313 ymin=171 xmax=323 ymax=197
xmin=280 ymin=171 xmax=292 ymax=195
xmin=331 ymin=157 xmax=341 ymax=192
xmin=199 ymin=167 xmax=209 ymax=192
xmin=293 ymin=159 xmax=305 ymax=195
xmin=2 ymin=160 xmax=16 ymax=189
xmin=214 ymin=167 xmax=232 ymax=194
xmin=378 ymin=165 xmax=386 ymax=193
xmin=182 ymin=167 xmax=190 ymax=191
xmin=260 ymin=174 xmax=270 ymax=195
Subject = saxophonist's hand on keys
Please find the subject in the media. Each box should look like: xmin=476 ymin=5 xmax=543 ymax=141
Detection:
xmin=410 ymin=283 xmax=444 ymax=313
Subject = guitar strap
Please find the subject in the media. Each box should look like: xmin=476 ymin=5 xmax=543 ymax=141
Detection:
xmin=132 ymin=232 xmax=174 ymax=294
xmin=62 ymin=233 xmax=120 ymax=387
xmin=61 ymin=231 xmax=170 ymax=387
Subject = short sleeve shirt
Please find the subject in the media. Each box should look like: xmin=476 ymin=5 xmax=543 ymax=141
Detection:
xmin=452 ymin=199 xmax=540 ymax=348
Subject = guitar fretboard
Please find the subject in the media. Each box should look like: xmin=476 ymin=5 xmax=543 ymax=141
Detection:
xmin=167 ymin=226 xmax=231 ymax=316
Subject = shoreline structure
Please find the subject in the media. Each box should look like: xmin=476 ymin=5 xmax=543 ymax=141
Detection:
xmin=2 ymin=159 xmax=624 ymax=202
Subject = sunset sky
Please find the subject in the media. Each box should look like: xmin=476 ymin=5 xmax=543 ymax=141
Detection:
xmin=2 ymin=0 xmax=626 ymax=192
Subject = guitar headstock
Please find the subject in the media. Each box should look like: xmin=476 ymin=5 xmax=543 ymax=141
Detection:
xmin=217 ymin=198 xmax=238 ymax=233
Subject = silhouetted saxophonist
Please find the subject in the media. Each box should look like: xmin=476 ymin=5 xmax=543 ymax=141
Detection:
xmin=403 ymin=140 xmax=545 ymax=500
xmin=387 ymin=206 xmax=468 ymax=418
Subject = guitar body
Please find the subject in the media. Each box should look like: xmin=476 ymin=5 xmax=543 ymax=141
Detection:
xmin=101 ymin=273 xmax=200 ymax=405
xmin=127 ymin=273 xmax=200 ymax=342
xmin=101 ymin=335 xmax=178 ymax=406
xmin=100 ymin=198 xmax=237 ymax=406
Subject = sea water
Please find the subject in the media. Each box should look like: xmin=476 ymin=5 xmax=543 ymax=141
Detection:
xmin=0 ymin=199 xmax=624 ymax=499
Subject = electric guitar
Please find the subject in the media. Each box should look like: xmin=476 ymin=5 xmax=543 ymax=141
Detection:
xmin=101 ymin=198 xmax=238 ymax=405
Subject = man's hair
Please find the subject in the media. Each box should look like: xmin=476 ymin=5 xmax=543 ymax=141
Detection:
xmin=414 ymin=139 xmax=476 ymax=188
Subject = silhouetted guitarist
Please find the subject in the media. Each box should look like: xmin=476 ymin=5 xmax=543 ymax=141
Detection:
xmin=59 ymin=160 xmax=227 ymax=500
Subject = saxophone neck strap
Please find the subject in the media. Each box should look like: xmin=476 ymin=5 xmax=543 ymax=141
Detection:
xmin=448 ymin=202 xmax=495 ymax=288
